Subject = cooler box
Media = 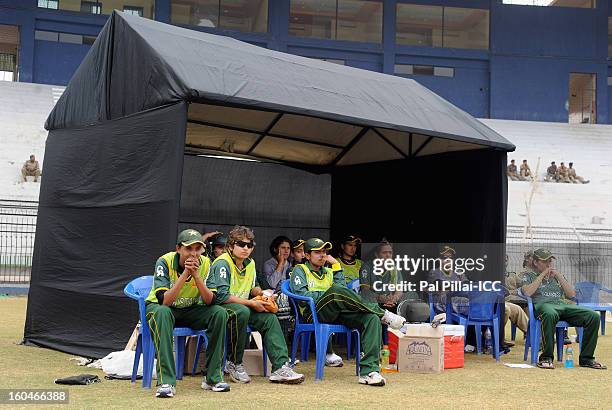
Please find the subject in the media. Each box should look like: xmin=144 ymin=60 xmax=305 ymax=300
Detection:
xmin=388 ymin=329 xmax=399 ymax=364
xmin=443 ymin=324 xmax=464 ymax=369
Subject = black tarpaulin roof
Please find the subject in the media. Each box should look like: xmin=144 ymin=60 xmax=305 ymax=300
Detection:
xmin=45 ymin=11 xmax=513 ymax=167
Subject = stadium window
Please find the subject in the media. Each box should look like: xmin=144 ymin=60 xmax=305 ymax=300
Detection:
xmin=396 ymin=4 xmax=488 ymax=50
xmin=0 ymin=53 xmax=17 ymax=82
xmin=394 ymin=63 xmax=454 ymax=78
xmin=34 ymin=30 xmax=60 ymax=42
xmin=38 ymin=0 xmax=59 ymax=9
xmin=396 ymin=4 xmax=443 ymax=47
xmin=123 ymin=6 xmax=144 ymax=17
xmin=502 ymin=0 xmax=595 ymax=8
xmin=170 ymin=0 xmax=268 ymax=33
xmin=289 ymin=0 xmax=382 ymax=43
xmin=81 ymin=1 xmax=102 ymax=14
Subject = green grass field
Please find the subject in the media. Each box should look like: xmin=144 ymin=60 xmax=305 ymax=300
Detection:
xmin=0 ymin=297 xmax=609 ymax=409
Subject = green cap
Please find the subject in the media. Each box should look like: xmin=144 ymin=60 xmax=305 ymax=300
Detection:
xmin=292 ymin=239 xmax=305 ymax=249
xmin=209 ymin=233 xmax=227 ymax=247
xmin=342 ymin=235 xmax=362 ymax=244
xmin=177 ymin=229 xmax=205 ymax=247
xmin=304 ymin=238 xmax=332 ymax=253
xmin=533 ymin=248 xmax=555 ymax=261
xmin=440 ymin=245 xmax=456 ymax=257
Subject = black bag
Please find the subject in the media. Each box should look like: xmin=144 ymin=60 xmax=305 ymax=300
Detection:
xmin=54 ymin=374 xmax=101 ymax=385
xmin=398 ymin=300 xmax=431 ymax=323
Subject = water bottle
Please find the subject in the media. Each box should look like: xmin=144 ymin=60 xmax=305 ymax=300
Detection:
xmin=380 ymin=345 xmax=390 ymax=370
xmin=484 ymin=328 xmax=492 ymax=354
xmin=564 ymin=345 xmax=574 ymax=368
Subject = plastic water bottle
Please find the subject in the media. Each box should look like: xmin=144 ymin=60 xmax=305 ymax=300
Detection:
xmin=564 ymin=345 xmax=574 ymax=368
xmin=380 ymin=345 xmax=390 ymax=369
xmin=484 ymin=328 xmax=492 ymax=354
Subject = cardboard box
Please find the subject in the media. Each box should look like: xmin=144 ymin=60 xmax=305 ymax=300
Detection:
xmin=242 ymin=349 xmax=273 ymax=376
xmin=391 ymin=324 xmax=444 ymax=374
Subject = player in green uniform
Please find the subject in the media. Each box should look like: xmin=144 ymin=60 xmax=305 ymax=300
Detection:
xmin=207 ymin=225 xmax=305 ymax=384
xmin=338 ymin=235 xmax=363 ymax=284
xmin=289 ymin=238 xmax=406 ymax=386
xmin=521 ymin=248 xmax=606 ymax=370
xmin=145 ymin=229 xmax=230 ymax=398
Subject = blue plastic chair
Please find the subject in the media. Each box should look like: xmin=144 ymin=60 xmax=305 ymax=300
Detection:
xmin=522 ymin=295 xmax=583 ymax=364
xmin=123 ymin=275 xmax=208 ymax=388
xmin=281 ymin=280 xmax=360 ymax=381
xmin=575 ymin=281 xmax=612 ymax=336
xmin=454 ymin=290 xmax=503 ymax=361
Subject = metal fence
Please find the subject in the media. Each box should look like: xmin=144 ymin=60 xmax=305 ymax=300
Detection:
xmin=507 ymin=225 xmax=612 ymax=302
xmin=0 ymin=199 xmax=37 ymax=284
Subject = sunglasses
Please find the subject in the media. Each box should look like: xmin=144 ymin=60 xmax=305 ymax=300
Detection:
xmin=234 ymin=240 xmax=255 ymax=249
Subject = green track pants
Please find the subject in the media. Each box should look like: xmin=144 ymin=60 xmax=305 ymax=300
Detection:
xmin=535 ymin=303 xmax=600 ymax=363
xmin=145 ymin=303 xmax=227 ymax=386
xmin=223 ymin=303 xmax=290 ymax=372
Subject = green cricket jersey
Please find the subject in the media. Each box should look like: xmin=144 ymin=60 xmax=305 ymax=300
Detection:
xmin=521 ymin=270 xmax=567 ymax=305
xmin=145 ymin=252 xmax=211 ymax=308
xmin=207 ymin=252 xmax=257 ymax=303
xmin=290 ymin=261 xmax=345 ymax=303
xmin=339 ymin=258 xmax=363 ymax=284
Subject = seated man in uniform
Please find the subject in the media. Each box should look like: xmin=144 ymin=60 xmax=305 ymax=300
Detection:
xmin=206 ymin=225 xmax=304 ymax=384
xmin=557 ymin=162 xmax=570 ymax=183
xmin=338 ymin=235 xmax=363 ymax=285
xmin=290 ymin=238 xmax=406 ymax=387
xmin=145 ymin=229 xmax=230 ymax=398
xmin=545 ymin=162 xmax=558 ymax=182
xmin=21 ymin=154 xmax=41 ymax=182
xmin=507 ymin=159 xmax=521 ymax=181
xmin=520 ymin=159 xmax=533 ymax=181
xmin=361 ymin=240 xmax=430 ymax=321
xmin=521 ymin=248 xmax=606 ymax=370
xmin=568 ymin=162 xmax=589 ymax=184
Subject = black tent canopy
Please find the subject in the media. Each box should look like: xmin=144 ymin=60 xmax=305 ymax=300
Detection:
xmin=27 ymin=11 xmax=515 ymax=358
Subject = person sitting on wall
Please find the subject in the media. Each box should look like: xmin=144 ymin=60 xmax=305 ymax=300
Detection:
xmin=545 ymin=161 xmax=558 ymax=182
xmin=507 ymin=159 xmax=522 ymax=181
xmin=568 ymin=162 xmax=589 ymax=184
xmin=521 ymin=248 xmax=606 ymax=370
xmin=289 ymin=238 xmax=406 ymax=387
xmin=262 ymin=235 xmax=292 ymax=292
xmin=520 ymin=159 xmax=533 ymax=181
xmin=338 ymin=234 xmax=363 ymax=285
xmin=21 ymin=154 xmax=41 ymax=182
xmin=206 ymin=225 xmax=305 ymax=384
xmin=144 ymin=229 xmax=230 ymax=397
xmin=557 ymin=162 xmax=571 ymax=183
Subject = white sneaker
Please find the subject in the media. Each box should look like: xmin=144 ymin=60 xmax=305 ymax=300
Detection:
xmin=225 ymin=361 xmax=251 ymax=383
xmin=381 ymin=310 xmax=406 ymax=330
xmin=201 ymin=379 xmax=230 ymax=392
xmin=155 ymin=384 xmax=176 ymax=398
xmin=358 ymin=371 xmax=386 ymax=387
xmin=269 ymin=363 xmax=305 ymax=384
xmin=325 ymin=353 xmax=344 ymax=367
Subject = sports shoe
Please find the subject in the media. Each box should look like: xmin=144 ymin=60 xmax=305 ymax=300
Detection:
xmin=225 ymin=361 xmax=251 ymax=383
xmin=155 ymin=384 xmax=176 ymax=398
xmin=269 ymin=363 xmax=305 ymax=384
xmin=358 ymin=371 xmax=386 ymax=387
xmin=325 ymin=352 xmax=344 ymax=367
xmin=201 ymin=379 xmax=231 ymax=392
xmin=381 ymin=310 xmax=406 ymax=330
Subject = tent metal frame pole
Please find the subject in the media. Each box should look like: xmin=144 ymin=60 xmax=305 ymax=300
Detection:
xmin=409 ymin=133 xmax=413 ymax=157
xmin=372 ymin=128 xmax=408 ymax=159
xmin=412 ymin=135 xmax=434 ymax=157
xmin=187 ymin=119 xmax=344 ymax=149
xmin=246 ymin=113 xmax=284 ymax=155
xmin=331 ymin=126 xmax=370 ymax=166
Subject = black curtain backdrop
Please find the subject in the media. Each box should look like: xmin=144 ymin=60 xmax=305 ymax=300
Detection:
xmin=24 ymin=103 xmax=187 ymax=358
xmin=179 ymin=155 xmax=331 ymax=265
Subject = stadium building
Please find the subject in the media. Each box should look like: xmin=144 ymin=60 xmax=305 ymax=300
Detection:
xmin=0 ymin=0 xmax=610 ymax=124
